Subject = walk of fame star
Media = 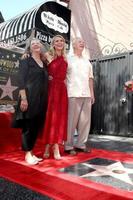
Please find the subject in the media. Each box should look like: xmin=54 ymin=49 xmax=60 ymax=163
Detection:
xmin=0 ymin=77 xmax=18 ymax=100
xmin=80 ymin=161 xmax=133 ymax=185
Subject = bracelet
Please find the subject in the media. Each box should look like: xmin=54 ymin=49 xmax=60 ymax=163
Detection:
xmin=21 ymin=96 xmax=27 ymax=100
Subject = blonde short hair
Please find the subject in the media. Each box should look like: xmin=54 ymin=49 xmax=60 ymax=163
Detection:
xmin=72 ymin=37 xmax=84 ymax=48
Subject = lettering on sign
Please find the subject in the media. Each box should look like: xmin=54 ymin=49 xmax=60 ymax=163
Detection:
xmin=41 ymin=11 xmax=69 ymax=33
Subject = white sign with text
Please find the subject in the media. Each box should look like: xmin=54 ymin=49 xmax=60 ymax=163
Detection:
xmin=41 ymin=11 xmax=69 ymax=33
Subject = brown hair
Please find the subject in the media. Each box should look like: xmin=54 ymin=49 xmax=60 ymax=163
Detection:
xmin=21 ymin=38 xmax=46 ymax=61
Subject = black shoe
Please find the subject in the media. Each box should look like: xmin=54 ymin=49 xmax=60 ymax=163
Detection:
xmin=64 ymin=149 xmax=77 ymax=155
xmin=75 ymin=147 xmax=91 ymax=153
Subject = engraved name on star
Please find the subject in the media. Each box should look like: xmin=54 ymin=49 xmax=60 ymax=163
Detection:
xmin=80 ymin=161 xmax=133 ymax=185
xmin=0 ymin=77 xmax=18 ymax=100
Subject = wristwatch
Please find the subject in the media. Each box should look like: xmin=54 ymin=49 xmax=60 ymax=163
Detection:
xmin=21 ymin=96 xmax=27 ymax=100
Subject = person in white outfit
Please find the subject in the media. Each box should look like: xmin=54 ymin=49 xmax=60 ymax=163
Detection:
xmin=65 ymin=37 xmax=95 ymax=155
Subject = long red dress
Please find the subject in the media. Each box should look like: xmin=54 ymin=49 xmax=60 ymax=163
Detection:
xmin=42 ymin=56 xmax=68 ymax=144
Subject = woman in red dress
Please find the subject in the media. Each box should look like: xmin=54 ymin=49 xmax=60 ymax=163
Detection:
xmin=42 ymin=35 xmax=68 ymax=160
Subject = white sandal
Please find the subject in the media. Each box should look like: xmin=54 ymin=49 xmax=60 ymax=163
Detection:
xmin=25 ymin=155 xmax=38 ymax=165
xmin=33 ymin=155 xmax=43 ymax=162
xmin=53 ymin=145 xmax=61 ymax=160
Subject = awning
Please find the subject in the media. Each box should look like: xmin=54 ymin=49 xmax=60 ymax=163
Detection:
xmin=0 ymin=4 xmax=40 ymax=41
xmin=0 ymin=0 xmax=71 ymax=47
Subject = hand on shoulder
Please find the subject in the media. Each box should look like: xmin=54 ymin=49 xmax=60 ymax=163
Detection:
xmin=21 ymin=53 xmax=30 ymax=59
xmin=45 ymin=52 xmax=53 ymax=64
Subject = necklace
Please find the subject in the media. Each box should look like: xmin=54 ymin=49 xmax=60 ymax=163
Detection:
xmin=32 ymin=56 xmax=43 ymax=68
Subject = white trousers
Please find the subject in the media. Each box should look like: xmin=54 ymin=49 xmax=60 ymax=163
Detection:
xmin=65 ymin=97 xmax=92 ymax=150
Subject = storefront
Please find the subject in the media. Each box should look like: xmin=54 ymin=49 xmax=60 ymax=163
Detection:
xmin=0 ymin=0 xmax=71 ymax=108
xmin=0 ymin=0 xmax=71 ymax=48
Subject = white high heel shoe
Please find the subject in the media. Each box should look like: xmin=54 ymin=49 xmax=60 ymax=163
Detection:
xmin=53 ymin=145 xmax=61 ymax=160
xmin=43 ymin=144 xmax=50 ymax=159
xmin=43 ymin=152 xmax=50 ymax=159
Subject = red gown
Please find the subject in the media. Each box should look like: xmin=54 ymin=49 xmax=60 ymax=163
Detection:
xmin=42 ymin=56 xmax=68 ymax=144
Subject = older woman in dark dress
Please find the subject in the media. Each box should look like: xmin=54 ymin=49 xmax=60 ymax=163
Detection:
xmin=13 ymin=38 xmax=48 ymax=165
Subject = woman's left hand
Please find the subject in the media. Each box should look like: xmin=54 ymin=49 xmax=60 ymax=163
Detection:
xmin=20 ymin=99 xmax=28 ymax=112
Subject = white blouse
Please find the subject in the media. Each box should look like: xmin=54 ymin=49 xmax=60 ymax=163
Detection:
xmin=67 ymin=54 xmax=94 ymax=97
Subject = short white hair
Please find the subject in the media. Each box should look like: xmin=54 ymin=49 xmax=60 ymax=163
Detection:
xmin=72 ymin=37 xmax=84 ymax=48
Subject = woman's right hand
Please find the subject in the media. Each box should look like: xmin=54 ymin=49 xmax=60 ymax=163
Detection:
xmin=20 ymin=99 xmax=28 ymax=112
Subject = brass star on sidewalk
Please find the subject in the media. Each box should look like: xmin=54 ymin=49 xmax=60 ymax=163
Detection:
xmin=80 ymin=161 xmax=133 ymax=185
xmin=0 ymin=77 xmax=18 ymax=100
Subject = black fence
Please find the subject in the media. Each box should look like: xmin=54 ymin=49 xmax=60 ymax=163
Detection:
xmin=91 ymin=51 xmax=133 ymax=137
